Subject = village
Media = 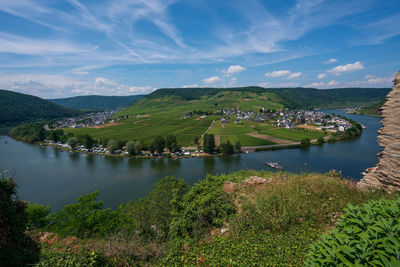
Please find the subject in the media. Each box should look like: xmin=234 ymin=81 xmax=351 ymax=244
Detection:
xmin=183 ymin=108 xmax=353 ymax=133
xmin=46 ymin=111 xmax=117 ymax=129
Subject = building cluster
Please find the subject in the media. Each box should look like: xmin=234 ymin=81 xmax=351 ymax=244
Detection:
xmin=218 ymin=108 xmax=352 ymax=133
xmin=47 ymin=111 xmax=116 ymax=129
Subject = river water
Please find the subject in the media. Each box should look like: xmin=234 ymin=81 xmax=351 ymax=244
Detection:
xmin=0 ymin=110 xmax=381 ymax=210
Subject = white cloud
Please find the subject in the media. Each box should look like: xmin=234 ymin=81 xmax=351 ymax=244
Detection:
xmin=203 ymin=76 xmax=222 ymax=84
xmin=279 ymin=82 xmax=299 ymax=87
xmin=306 ymin=80 xmax=340 ymax=88
xmin=364 ymin=74 xmax=376 ymax=79
xmin=265 ymin=70 xmax=301 ymax=79
xmin=182 ymin=84 xmax=199 ymax=88
xmin=0 ymin=74 xmax=154 ymax=98
xmin=324 ymin=58 xmax=338 ymax=64
xmin=287 ymin=72 xmax=302 ymax=79
xmin=265 ymin=70 xmax=291 ymax=78
xmin=327 ymin=80 xmax=340 ymax=86
xmin=366 ymin=76 xmax=392 ymax=85
xmin=224 ymin=65 xmax=246 ymax=75
xmin=327 ymin=61 xmax=364 ymax=75
xmin=317 ymin=73 xmax=326 ymax=79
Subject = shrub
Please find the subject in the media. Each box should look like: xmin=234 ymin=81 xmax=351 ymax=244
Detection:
xmin=26 ymin=203 xmax=51 ymax=229
xmin=305 ymin=198 xmax=400 ymax=266
xmin=46 ymin=191 xmax=120 ymax=238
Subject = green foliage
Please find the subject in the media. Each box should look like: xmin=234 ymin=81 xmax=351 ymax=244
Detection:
xmin=26 ymin=203 xmax=51 ymax=229
xmin=39 ymin=248 xmax=107 ymax=267
xmin=67 ymin=137 xmax=79 ymax=149
xmin=234 ymin=140 xmax=242 ymax=151
xmin=166 ymin=135 xmax=180 ymax=152
xmin=121 ymin=176 xmax=188 ymax=241
xmin=81 ymin=134 xmax=95 ymax=149
xmin=301 ymin=137 xmax=311 ymax=147
xmin=153 ymin=135 xmax=166 ymax=154
xmin=107 ymin=139 xmax=119 ymax=153
xmin=317 ymin=136 xmax=324 ymax=145
xmin=203 ymin=133 xmax=215 ymax=154
xmin=0 ymin=172 xmax=40 ymax=266
xmin=126 ymin=140 xmax=141 ymax=156
xmin=220 ymin=140 xmax=234 ymax=155
xmin=305 ymin=198 xmax=400 ymax=266
xmin=49 ymin=95 xmax=144 ymax=110
xmin=169 ymin=174 xmax=236 ymax=243
xmin=0 ymin=89 xmax=82 ymax=126
xmin=46 ymin=191 xmax=119 ymax=238
xmin=10 ymin=122 xmax=47 ymax=143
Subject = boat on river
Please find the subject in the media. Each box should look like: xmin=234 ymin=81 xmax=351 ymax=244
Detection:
xmin=265 ymin=162 xmax=283 ymax=170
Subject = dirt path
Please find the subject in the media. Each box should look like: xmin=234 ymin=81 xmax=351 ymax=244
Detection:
xmin=246 ymin=132 xmax=292 ymax=144
xmin=200 ymin=120 xmax=215 ymax=145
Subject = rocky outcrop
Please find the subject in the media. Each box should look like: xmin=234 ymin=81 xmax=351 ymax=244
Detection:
xmin=358 ymin=71 xmax=400 ymax=192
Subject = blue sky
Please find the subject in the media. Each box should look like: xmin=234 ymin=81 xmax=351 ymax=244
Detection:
xmin=0 ymin=0 xmax=399 ymax=98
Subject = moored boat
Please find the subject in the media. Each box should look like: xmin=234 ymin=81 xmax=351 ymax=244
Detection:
xmin=265 ymin=162 xmax=282 ymax=170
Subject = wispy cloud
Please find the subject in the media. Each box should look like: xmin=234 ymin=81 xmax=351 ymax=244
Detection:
xmin=324 ymin=58 xmax=337 ymax=64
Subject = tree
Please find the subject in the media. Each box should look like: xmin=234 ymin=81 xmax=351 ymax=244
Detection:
xmin=203 ymin=134 xmax=215 ymax=154
xmin=149 ymin=142 xmax=156 ymax=154
xmin=301 ymin=137 xmax=311 ymax=147
xmin=26 ymin=203 xmax=51 ymax=229
xmin=0 ymin=173 xmax=40 ymax=266
xmin=220 ymin=140 xmax=234 ymax=155
xmin=126 ymin=140 xmax=142 ymax=156
xmin=317 ymin=136 xmax=324 ymax=145
xmin=82 ymin=134 xmax=95 ymax=149
xmin=194 ymin=137 xmax=199 ymax=146
xmin=235 ymin=141 xmax=241 ymax=152
xmin=67 ymin=137 xmax=79 ymax=149
xmin=154 ymin=136 xmax=166 ymax=154
xmin=107 ymin=139 xmax=119 ymax=153
xmin=166 ymin=135 xmax=180 ymax=152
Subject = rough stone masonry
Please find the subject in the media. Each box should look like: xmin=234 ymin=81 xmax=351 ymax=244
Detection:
xmin=358 ymin=71 xmax=400 ymax=192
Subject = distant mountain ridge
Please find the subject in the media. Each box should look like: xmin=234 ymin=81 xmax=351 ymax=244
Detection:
xmin=0 ymin=89 xmax=82 ymax=126
xmin=130 ymin=86 xmax=390 ymax=111
xmin=49 ymin=95 xmax=144 ymax=110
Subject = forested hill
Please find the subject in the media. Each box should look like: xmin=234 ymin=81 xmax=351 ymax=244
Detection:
xmin=49 ymin=95 xmax=144 ymax=110
xmin=139 ymin=86 xmax=390 ymax=110
xmin=0 ymin=89 xmax=82 ymax=126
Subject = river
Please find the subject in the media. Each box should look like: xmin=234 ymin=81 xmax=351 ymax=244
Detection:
xmin=0 ymin=110 xmax=381 ymax=210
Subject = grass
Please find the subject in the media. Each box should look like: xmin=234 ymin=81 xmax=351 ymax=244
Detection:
xmin=259 ymin=127 xmax=326 ymax=141
xmin=159 ymin=170 xmax=394 ymax=266
xmin=32 ymin=170 xmax=397 ymax=266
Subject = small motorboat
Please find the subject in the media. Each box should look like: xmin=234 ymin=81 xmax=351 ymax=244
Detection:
xmin=265 ymin=162 xmax=283 ymax=170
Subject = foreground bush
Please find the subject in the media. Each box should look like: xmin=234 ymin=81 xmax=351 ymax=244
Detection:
xmin=0 ymin=173 xmax=40 ymax=266
xmin=306 ymin=198 xmax=400 ymax=266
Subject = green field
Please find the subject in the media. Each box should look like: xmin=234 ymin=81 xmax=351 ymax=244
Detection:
xmin=65 ymin=114 xmax=217 ymax=146
xmin=258 ymin=127 xmax=327 ymax=141
xmin=65 ymin=89 xmax=329 ymax=147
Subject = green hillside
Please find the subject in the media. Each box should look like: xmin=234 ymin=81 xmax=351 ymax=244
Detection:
xmin=65 ymin=87 xmax=388 ymax=146
xmin=123 ymin=86 xmax=390 ymax=113
xmin=354 ymin=101 xmax=384 ymax=117
xmin=49 ymin=95 xmax=144 ymax=110
xmin=0 ymin=89 xmax=82 ymax=126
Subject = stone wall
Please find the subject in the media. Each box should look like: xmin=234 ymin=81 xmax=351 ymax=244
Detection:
xmin=358 ymin=71 xmax=400 ymax=192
